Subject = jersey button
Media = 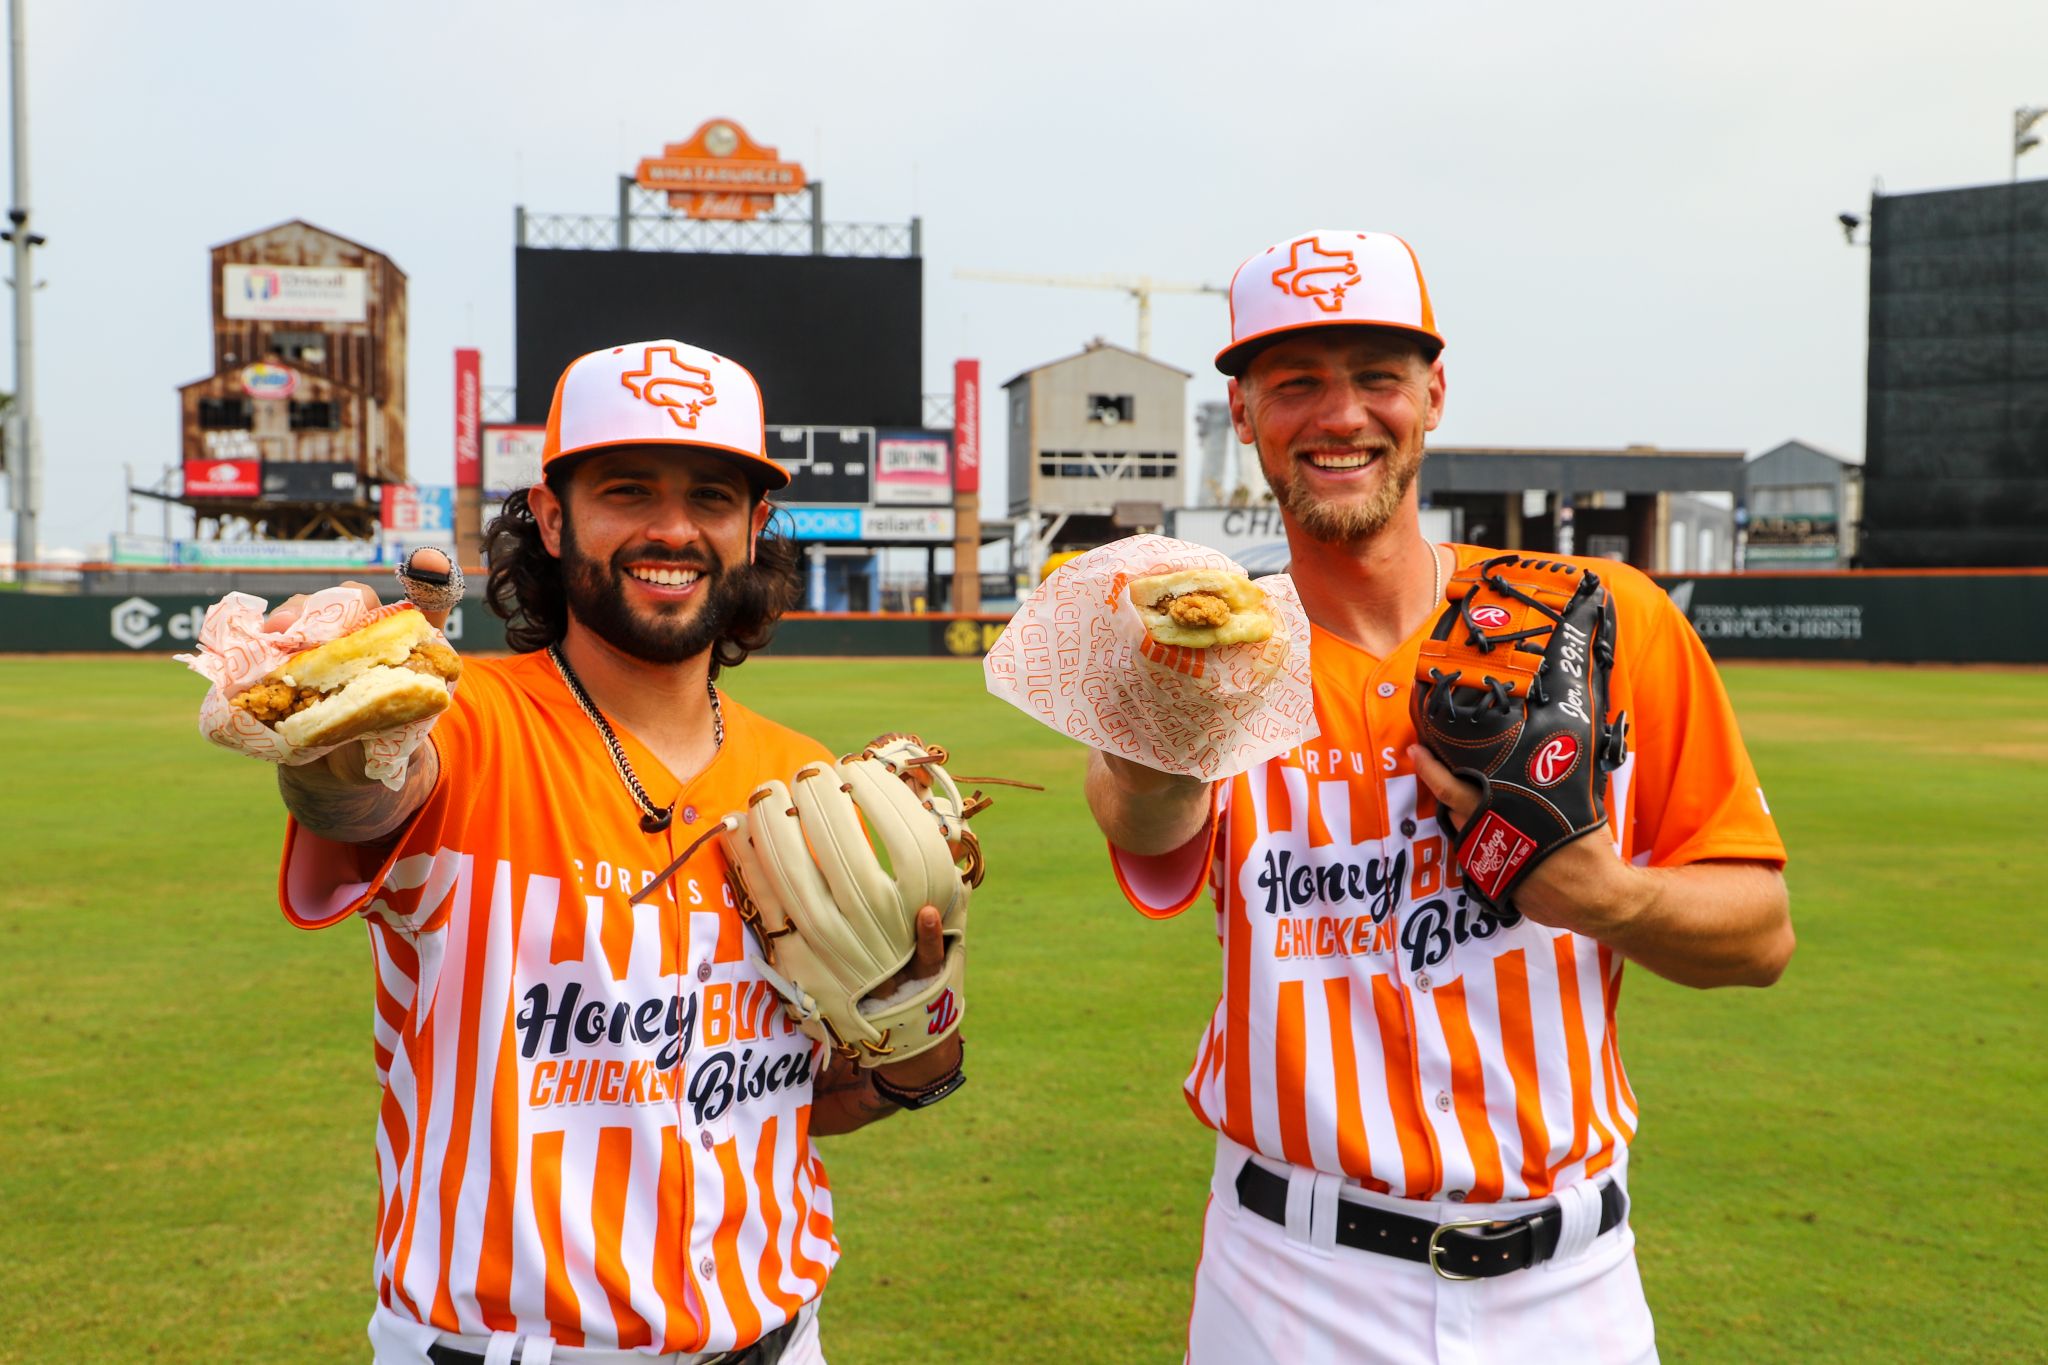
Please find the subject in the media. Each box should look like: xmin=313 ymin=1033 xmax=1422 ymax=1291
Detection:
xmin=1377 ymin=682 xmax=1397 ymax=698
xmin=1435 ymin=1091 xmax=1452 ymax=1113
xmin=700 ymin=1255 xmax=716 ymax=1279
xmin=1401 ymin=818 xmax=1418 ymax=837
xmin=697 ymin=961 xmax=712 ymax=982
xmin=700 ymin=1129 xmax=715 ymax=1151
xmin=683 ymin=805 xmax=699 ymax=825
xmin=1447 ymin=1189 xmax=1468 ymax=1203
xmin=1414 ymin=973 xmax=1432 ymax=992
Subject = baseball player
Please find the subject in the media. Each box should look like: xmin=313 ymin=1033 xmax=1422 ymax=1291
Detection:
xmin=262 ymin=340 xmax=966 ymax=1364
xmin=1086 ymin=232 xmax=1792 ymax=1363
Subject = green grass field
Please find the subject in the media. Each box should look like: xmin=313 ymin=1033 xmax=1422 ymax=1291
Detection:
xmin=2 ymin=657 xmax=2043 ymax=1363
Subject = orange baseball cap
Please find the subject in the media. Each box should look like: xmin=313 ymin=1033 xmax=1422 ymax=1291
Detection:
xmin=540 ymin=339 xmax=790 ymax=490
xmin=1215 ymin=230 xmax=1444 ymax=375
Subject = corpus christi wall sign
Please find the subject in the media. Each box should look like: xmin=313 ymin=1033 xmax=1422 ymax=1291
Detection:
xmin=634 ymin=118 xmax=807 ymax=221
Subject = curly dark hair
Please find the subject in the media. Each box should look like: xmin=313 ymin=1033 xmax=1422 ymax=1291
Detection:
xmin=482 ymin=471 xmax=804 ymax=678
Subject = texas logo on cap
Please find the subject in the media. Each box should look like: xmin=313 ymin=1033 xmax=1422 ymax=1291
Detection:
xmin=1216 ymin=229 xmax=1444 ymax=375
xmin=1270 ymin=235 xmax=1361 ymax=313
xmin=620 ymin=345 xmax=718 ymax=429
xmin=541 ymin=338 xmax=789 ymax=489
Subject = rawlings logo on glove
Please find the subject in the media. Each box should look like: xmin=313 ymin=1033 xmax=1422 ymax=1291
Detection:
xmin=1412 ymin=555 xmax=1630 ymax=912
xmin=635 ymin=735 xmax=1001 ymax=1067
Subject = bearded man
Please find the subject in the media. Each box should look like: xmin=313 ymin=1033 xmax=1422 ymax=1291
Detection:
xmin=1085 ymin=233 xmax=1793 ymax=1363
xmin=266 ymin=339 xmax=963 ymax=1365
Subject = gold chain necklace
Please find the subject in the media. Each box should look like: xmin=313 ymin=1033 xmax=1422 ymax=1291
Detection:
xmin=548 ymin=643 xmax=723 ymax=835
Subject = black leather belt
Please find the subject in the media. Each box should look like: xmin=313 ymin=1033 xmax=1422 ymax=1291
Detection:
xmin=1234 ymin=1159 xmax=1627 ymax=1280
xmin=427 ymin=1313 xmax=799 ymax=1365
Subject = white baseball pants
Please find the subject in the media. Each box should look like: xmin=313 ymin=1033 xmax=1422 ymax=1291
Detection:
xmin=369 ymin=1300 xmax=825 ymax=1365
xmin=1185 ymin=1136 xmax=1658 ymax=1365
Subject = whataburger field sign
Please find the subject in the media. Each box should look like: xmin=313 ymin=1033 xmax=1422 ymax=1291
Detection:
xmin=634 ymin=119 xmax=806 ymax=221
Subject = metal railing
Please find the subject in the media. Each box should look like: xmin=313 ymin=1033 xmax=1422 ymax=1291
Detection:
xmin=516 ymin=181 xmax=918 ymax=258
xmin=482 ymin=386 xmax=518 ymax=424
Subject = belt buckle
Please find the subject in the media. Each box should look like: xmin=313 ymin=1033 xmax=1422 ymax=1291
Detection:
xmin=1427 ymin=1218 xmax=1507 ymax=1281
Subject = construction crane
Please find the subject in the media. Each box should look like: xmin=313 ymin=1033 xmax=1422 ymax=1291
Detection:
xmin=953 ymin=269 xmax=1227 ymax=356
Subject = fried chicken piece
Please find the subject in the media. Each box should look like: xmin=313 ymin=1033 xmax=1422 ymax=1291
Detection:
xmin=402 ymin=640 xmax=462 ymax=683
xmin=230 ymin=680 xmax=300 ymax=724
xmin=1165 ymin=592 xmax=1232 ymax=630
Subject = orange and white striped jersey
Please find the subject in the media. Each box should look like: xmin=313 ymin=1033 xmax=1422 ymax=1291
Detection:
xmin=1112 ymin=548 xmax=1784 ymax=1203
xmin=281 ymin=650 xmax=838 ymax=1354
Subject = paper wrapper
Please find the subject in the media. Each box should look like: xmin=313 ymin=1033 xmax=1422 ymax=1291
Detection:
xmin=983 ymin=535 xmax=1318 ymax=780
xmin=175 ymin=590 xmax=450 ymax=790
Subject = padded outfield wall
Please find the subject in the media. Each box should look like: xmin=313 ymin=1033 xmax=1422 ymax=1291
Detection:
xmin=1 ymin=574 xmax=2042 ymax=663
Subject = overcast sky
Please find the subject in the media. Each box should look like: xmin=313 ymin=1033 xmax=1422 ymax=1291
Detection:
xmin=11 ymin=0 xmax=2047 ymax=552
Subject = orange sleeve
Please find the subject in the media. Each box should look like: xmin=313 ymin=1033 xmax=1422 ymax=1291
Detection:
xmin=1107 ymin=784 xmax=1223 ymax=920
xmin=1617 ymin=588 xmax=1786 ymax=870
xmin=276 ymin=670 xmax=485 ymax=930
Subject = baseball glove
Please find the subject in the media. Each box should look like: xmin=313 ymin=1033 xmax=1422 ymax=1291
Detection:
xmin=719 ymin=735 xmax=985 ymax=1067
xmin=1412 ymin=554 xmax=1629 ymax=912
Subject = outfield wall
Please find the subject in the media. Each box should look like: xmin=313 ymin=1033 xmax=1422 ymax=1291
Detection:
xmin=1652 ymin=570 xmax=2046 ymax=663
xmin=0 ymin=592 xmax=1013 ymax=659
xmin=1 ymin=572 xmax=2042 ymax=662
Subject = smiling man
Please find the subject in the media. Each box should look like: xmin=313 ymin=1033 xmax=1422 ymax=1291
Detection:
xmin=1085 ymin=234 xmax=1793 ymax=1362
xmin=266 ymin=340 xmax=963 ymax=1365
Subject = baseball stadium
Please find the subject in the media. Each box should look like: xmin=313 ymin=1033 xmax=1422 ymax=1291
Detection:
xmin=4 ymin=8 xmax=2046 ymax=1364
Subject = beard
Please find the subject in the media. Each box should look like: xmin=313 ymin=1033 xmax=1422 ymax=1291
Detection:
xmin=559 ymin=519 xmax=751 ymax=665
xmin=1259 ymin=433 xmax=1425 ymax=544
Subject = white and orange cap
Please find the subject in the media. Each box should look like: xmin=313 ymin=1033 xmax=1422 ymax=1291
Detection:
xmin=541 ymin=338 xmax=790 ymax=490
xmin=1215 ymin=229 xmax=1444 ymax=375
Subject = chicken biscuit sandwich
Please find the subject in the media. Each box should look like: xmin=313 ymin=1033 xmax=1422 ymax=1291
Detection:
xmin=229 ymin=605 xmax=461 ymax=748
xmin=1128 ymin=569 xmax=1277 ymax=648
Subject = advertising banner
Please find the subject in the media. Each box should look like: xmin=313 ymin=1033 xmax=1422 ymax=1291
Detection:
xmin=1171 ymin=504 xmax=1453 ymax=574
xmin=865 ymin=507 xmax=954 ymax=541
xmin=3 ymin=593 xmax=1019 ymax=657
xmin=454 ymin=349 xmax=482 ymax=489
xmin=482 ymin=424 xmax=546 ymax=497
xmin=1744 ymin=514 xmax=1840 ymax=566
xmin=201 ymin=430 xmax=261 ymax=461
xmin=775 ymin=506 xmax=953 ymax=542
xmin=781 ymin=508 xmax=863 ymax=541
xmin=172 ymin=539 xmax=380 ymax=568
xmin=952 ymin=359 xmax=980 ymax=494
xmin=875 ymin=436 xmax=951 ymax=505
xmin=239 ymin=363 xmax=299 ymax=399
xmin=261 ymin=461 xmax=360 ymax=503
xmin=109 ymin=534 xmax=173 ymax=565
xmin=183 ymin=458 xmax=261 ymax=498
xmin=634 ymin=119 xmax=807 ymax=221
xmin=381 ymin=485 xmax=454 ymax=532
xmin=222 ymin=265 xmax=368 ymax=322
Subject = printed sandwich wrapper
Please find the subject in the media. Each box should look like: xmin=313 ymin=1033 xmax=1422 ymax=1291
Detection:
xmin=176 ymin=589 xmax=449 ymax=790
xmin=983 ymin=535 xmax=1318 ymax=780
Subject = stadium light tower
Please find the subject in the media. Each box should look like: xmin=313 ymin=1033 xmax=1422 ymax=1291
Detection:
xmin=2018 ymin=105 xmax=2048 ymax=182
xmin=2 ymin=0 xmax=42 ymax=573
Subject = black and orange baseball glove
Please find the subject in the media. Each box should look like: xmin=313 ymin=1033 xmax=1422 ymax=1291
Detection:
xmin=1412 ymin=555 xmax=1630 ymax=912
